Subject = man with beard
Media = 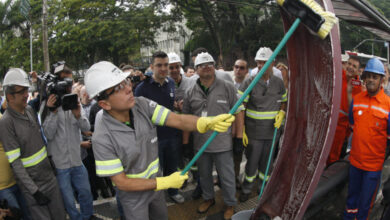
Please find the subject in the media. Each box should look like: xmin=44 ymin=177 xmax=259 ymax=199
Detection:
xmin=344 ymin=58 xmax=390 ymax=220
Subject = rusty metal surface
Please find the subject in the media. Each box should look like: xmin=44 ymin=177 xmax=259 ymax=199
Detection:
xmin=252 ymin=0 xmax=342 ymax=219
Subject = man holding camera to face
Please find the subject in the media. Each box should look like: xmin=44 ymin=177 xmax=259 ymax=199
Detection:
xmin=42 ymin=63 xmax=97 ymax=220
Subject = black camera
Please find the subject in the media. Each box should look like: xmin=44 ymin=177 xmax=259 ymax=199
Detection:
xmin=38 ymin=62 xmax=78 ymax=111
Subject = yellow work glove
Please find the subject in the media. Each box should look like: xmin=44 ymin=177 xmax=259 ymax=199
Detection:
xmin=243 ymin=127 xmax=248 ymax=147
xmin=196 ymin=114 xmax=235 ymax=133
xmin=155 ymin=172 xmax=188 ymax=191
xmin=274 ymin=110 xmax=286 ymax=129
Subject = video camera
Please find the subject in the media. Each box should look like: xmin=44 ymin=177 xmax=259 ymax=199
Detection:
xmin=38 ymin=61 xmax=78 ymax=111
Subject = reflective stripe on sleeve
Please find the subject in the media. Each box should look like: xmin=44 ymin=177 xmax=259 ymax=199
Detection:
xmin=5 ymin=148 xmax=21 ymax=163
xmin=258 ymin=172 xmax=269 ymax=181
xmin=371 ymin=105 xmax=389 ymax=115
xmin=20 ymin=146 xmax=47 ymax=168
xmin=96 ymin=159 xmax=124 ymax=176
xmin=152 ymin=105 xmax=170 ymax=126
xmin=235 ymin=104 xmax=245 ymax=114
xmin=340 ymin=110 xmax=348 ymax=117
xmin=237 ymin=90 xmax=249 ymax=103
xmin=281 ymin=91 xmax=288 ymax=102
xmin=353 ymin=104 xmax=369 ymax=108
xmin=246 ymin=109 xmax=278 ymax=120
xmin=126 ymin=158 xmax=159 ymax=179
xmin=245 ymin=173 xmax=256 ymax=183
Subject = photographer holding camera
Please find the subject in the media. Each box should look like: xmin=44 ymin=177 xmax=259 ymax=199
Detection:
xmin=41 ymin=63 xmax=97 ymax=220
xmin=0 ymin=68 xmax=66 ymax=220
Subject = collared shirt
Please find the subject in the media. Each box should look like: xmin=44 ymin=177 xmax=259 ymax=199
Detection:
xmin=250 ymin=67 xmax=283 ymax=80
xmin=339 ymin=69 xmax=362 ymax=121
xmin=238 ymin=74 xmax=287 ymax=140
xmin=134 ymin=76 xmax=177 ymax=139
xmin=0 ymin=106 xmax=54 ymax=194
xmin=349 ymin=89 xmax=390 ymax=171
xmin=92 ymin=97 xmax=170 ymax=203
xmin=183 ymin=76 xmax=243 ymax=153
xmin=42 ymin=107 xmax=90 ymax=169
xmin=172 ymin=76 xmax=196 ymax=102
xmin=190 ymin=70 xmax=234 ymax=83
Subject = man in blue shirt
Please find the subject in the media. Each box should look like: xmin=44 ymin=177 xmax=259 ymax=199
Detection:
xmin=134 ymin=51 xmax=184 ymax=203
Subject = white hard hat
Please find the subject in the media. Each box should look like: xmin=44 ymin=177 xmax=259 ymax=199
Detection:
xmin=194 ymin=52 xmax=215 ymax=67
xmin=341 ymin=54 xmax=349 ymax=62
xmin=255 ymin=47 xmax=273 ymax=61
xmin=3 ymin=68 xmax=30 ymax=88
xmin=168 ymin=52 xmax=182 ymax=64
xmin=84 ymin=61 xmax=130 ymax=98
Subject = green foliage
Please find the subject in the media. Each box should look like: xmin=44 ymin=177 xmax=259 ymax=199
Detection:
xmin=0 ymin=0 xmax=170 ymax=77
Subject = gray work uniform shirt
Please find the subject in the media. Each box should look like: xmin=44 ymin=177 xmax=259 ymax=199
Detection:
xmin=0 ymin=106 xmax=54 ymax=194
xmin=183 ymin=76 xmax=243 ymax=153
xmin=173 ymin=76 xmax=196 ymax=102
xmin=92 ymin=97 xmax=171 ymax=206
xmin=238 ymin=75 xmax=287 ymax=140
xmin=42 ymin=107 xmax=90 ymax=169
xmin=191 ymin=70 xmax=234 ymax=84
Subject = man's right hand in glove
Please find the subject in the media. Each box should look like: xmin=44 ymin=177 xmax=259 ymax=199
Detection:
xmin=155 ymin=172 xmax=189 ymax=191
xmin=197 ymin=114 xmax=235 ymax=133
xmin=33 ymin=191 xmax=50 ymax=206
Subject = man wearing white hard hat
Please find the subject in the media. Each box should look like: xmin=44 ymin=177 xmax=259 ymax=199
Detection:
xmin=238 ymin=47 xmax=287 ymax=202
xmin=0 ymin=68 xmax=66 ymax=220
xmin=250 ymin=47 xmax=283 ymax=80
xmin=182 ymin=52 xmax=244 ymax=219
xmin=84 ymin=61 xmax=234 ymax=220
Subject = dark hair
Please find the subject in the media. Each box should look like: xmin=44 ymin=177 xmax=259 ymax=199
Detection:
xmin=121 ymin=65 xmax=134 ymax=72
xmin=235 ymin=59 xmax=248 ymax=69
xmin=185 ymin=66 xmax=194 ymax=72
xmin=191 ymin=47 xmax=208 ymax=57
xmin=348 ymin=56 xmax=361 ymax=67
xmin=152 ymin=51 xmax=168 ymax=64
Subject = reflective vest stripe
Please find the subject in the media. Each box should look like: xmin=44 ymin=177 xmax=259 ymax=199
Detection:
xmin=96 ymin=159 xmax=124 ymax=176
xmin=20 ymin=146 xmax=47 ymax=168
xmin=258 ymin=172 xmax=269 ymax=181
xmin=152 ymin=105 xmax=170 ymax=126
xmin=126 ymin=158 xmax=159 ymax=179
xmin=353 ymin=104 xmax=369 ymax=108
xmin=5 ymin=148 xmax=21 ymax=163
xmin=281 ymin=91 xmax=288 ymax=102
xmin=246 ymin=109 xmax=278 ymax=120
xmin=371 ymin=105 xmax=389 ymax=115
xmin=340 ymin=110 xmax=348 ymax=117
xmin=235 ymin=104 xmax=245 ymax=114
xmin=346 ymin=208 xmax=358 ymax=214
xmin=237 ymin=90 xmax=249 ymax=103
xmin=245 ymin=173 xmax=256 ymax=183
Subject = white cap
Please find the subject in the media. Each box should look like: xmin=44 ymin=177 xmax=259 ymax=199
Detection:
xmin=85 ymin=61 xmax=130 ymax=98
xmin=341 ymin=54 xmax=349 ymax=62
xmin=194 ymin=52 xmax=215 ymax=67
xmin=255 ymin=47 xmax=273 ymax=61
xmin=168 ymin=52 xmax=182 ymax=64
xmin=3 ymin=68 xmax=30 ymax=88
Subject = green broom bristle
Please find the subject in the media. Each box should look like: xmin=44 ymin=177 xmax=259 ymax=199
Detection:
xmin=277 ymin=0 xmax=338 ymax=39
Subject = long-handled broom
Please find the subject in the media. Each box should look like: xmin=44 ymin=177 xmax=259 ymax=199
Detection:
xmin=181 ymin=0 xmax=338 ymax=176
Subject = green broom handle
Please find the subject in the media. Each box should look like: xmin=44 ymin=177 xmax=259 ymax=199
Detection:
xmin=181 ymin=18 xmax=301 ymax=175
xmin=258 ymin=127 xmax=278 ymax=200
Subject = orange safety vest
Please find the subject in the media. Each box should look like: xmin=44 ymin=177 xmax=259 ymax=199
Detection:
xmin=350 ymin=89 xmax=390 ymax=171
xmin=339 ymin=69 xmax=362 ymax=121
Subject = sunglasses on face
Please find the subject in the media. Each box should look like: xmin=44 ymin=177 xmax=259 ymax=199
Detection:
xmin=198 ymin=63 xmax=214 ymax=69
xmin=12 ymin=87 xmax=29 ymax=95
xmin=234 ymin=65 xmax=246 ymax=70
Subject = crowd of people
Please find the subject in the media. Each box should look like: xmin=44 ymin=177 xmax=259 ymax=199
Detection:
xmin=0 ymin=45 xmax=389 ymax=220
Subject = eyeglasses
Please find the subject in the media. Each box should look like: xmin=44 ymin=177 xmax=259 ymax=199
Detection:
xmin=234 ymin=65 xmax=246 ymax=70
xmin=12 ymin=87 xmax=29 ymax=95
xmin=105 ymin=78 xmax=131 ymax=97
xmin=198 ymin=63 xmax=214 ymax=69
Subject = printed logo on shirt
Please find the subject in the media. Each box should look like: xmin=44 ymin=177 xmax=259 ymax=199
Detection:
xmin=217 ymin=100 xmax=227 ymax=104
xmin=149 ymin=101 xmax=157 ymax=108
xmin=358 ymin=110 xmax=363 ymax=116
xmin=170 ymin=92 xmax=174 ymax=98
xmin=151 ymin=137 xmax=158 ymax=143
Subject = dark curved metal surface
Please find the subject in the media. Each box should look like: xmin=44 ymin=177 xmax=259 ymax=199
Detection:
xmin=252 ymin=0 xmax=342 ymax=219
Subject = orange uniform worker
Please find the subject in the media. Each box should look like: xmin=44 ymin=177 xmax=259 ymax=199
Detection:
xmin=344 ymin=58 xmax=390 ymax=220
xmin=327 ymin=56 xmax=362 ymax=165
